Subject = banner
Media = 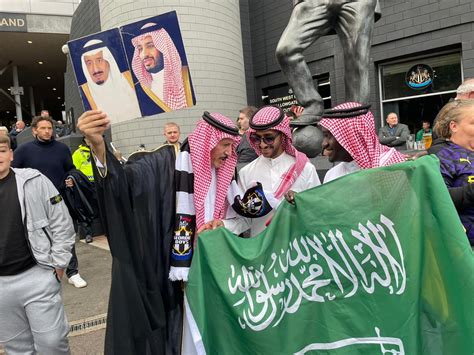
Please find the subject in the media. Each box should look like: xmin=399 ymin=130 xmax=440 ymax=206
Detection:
xmin=186 ymin=156 xmax=474 ymax=354
xmin=68 ymin=11 xmax=196 ymax=124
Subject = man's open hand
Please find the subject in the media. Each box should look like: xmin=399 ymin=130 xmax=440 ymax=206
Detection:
xmin=196 ymin=219 xmax=224 ymax=235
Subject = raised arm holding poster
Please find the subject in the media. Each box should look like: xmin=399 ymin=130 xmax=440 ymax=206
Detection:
xmin=68 ymin=11 xmax=196 ymax=123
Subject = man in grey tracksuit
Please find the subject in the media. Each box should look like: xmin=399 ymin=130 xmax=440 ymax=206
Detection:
xmin=0 ymin=136 xmax=75 ymax=354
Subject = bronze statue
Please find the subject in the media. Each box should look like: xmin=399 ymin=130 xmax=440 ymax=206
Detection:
xmin=276 ymin=0 xmax=381 ymax=157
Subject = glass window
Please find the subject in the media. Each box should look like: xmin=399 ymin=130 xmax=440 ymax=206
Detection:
xmin=381 ymin=53 xmax=462 ymax=100
xmin=382 ymin=92 xmax=455 ymax=134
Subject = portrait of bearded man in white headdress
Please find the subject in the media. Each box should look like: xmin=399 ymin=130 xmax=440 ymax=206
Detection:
xmin=80 ymin=39 xmax=142 ymax=124
xmin=130 ymin=23 xmax=194 ymax=112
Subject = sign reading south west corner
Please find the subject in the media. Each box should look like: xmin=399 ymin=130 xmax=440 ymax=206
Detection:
xmin=186 ymin=156 xmax=474 ymax=355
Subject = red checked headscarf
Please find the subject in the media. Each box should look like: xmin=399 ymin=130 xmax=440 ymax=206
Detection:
xmin=188 ymin=113 xmax=241 ymax=229
xmin=131 ymin=26 xmax=186 ymax=110
xmin=247 ymin=105 xmax=309 ymax=199
xmin=319 ymin=102 xmax=406 ymax=169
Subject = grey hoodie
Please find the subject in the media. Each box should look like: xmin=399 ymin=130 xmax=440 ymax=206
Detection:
xmin=12 ymin=168 xmax=75 ymax=269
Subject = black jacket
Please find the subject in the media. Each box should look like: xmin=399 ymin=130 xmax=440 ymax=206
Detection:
xmin=94 ymin=146 xmax=182 ymax=355
xmin=62 ymin=169 xmax=97 ymax=224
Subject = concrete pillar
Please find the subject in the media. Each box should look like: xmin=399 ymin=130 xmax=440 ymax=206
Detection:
xmin=12 ymin=66 xmax=23 ymax=121
xmin=99 ymin=0 xmax=247 ymax=155
xmin=29 ymin=86 xmax=36 ymax=118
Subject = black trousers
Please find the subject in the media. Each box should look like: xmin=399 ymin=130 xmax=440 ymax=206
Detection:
xmin=66 ymin=245 xmax=78 ymax=278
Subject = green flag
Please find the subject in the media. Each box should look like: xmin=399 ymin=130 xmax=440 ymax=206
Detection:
xmin=186 ymin=156 xmax=474 ymax=355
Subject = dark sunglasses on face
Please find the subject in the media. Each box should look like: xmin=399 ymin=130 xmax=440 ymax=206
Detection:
xmin=249 ymin=133 xmax=280 ymax=145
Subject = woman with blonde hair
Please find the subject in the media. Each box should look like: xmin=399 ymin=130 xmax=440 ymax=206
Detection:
xmin=0 ymin=126 xmax=8 ymax=136
xmin=433 ymin=99 xmax=474 ymax=245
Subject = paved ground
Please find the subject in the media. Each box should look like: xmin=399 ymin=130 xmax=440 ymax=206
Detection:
xmin=66 ymin=236 xmax=111 ymax=355
xmin=63 ymin=237 xmax=110 ymax=322
xmin=69 ymin=328 xmax=106 ymax=355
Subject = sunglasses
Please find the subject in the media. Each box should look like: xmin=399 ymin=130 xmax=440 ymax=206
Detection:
xmin=249 ymin=133 xmax=280 ymax=145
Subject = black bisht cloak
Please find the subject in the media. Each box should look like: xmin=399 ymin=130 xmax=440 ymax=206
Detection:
xmin=93 ymin=145 xmax=183 ymax=355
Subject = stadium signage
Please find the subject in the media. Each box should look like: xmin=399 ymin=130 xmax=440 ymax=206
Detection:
xmin=0 ymin=13 xmax=27 ymax=32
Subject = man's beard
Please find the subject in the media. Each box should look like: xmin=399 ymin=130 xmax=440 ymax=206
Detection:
xmin=144 ymin=56 xmax=164 ymax=74
xmin=93 ymin=71 xmax=105 ymax=85
xmin=36 ymin=135 xmax=52 ymax=142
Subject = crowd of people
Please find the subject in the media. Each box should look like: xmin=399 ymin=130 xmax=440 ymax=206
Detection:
xmin=1 ymin=76 xmax=473 ymax=353
xmin=0 ymin=110 xmax=69 ymax=152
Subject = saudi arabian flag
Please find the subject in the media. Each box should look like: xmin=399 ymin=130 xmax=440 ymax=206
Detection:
xmin=186 ymin=156 xmax=474 ymax=355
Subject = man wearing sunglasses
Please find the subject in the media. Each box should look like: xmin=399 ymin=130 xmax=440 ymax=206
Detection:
xmin=202 ymin=105 xmax=320 ymax=237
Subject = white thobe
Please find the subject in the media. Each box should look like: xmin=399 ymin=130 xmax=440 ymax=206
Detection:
xmin=223 ymin=152 xmax=320 ymax=237
xmin=323 ymin=160 xmax=360 ymax=183
xmin=150 ymin=70 xmax=165 ymax=102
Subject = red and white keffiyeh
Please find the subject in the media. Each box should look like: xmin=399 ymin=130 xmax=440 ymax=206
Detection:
xmin=188 ymin=113 xmax=241 ymax=229
xmin=247 ymin=105 xmax=309 ymax=199
xmin=131 ymin=26 xmax=186 ymax=110
xmin=319 ymin=102 xmax=406 ymax=169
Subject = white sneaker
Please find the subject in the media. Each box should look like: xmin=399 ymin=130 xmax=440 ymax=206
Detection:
xmin=68 ymin=274 xmax=88 ymax=288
